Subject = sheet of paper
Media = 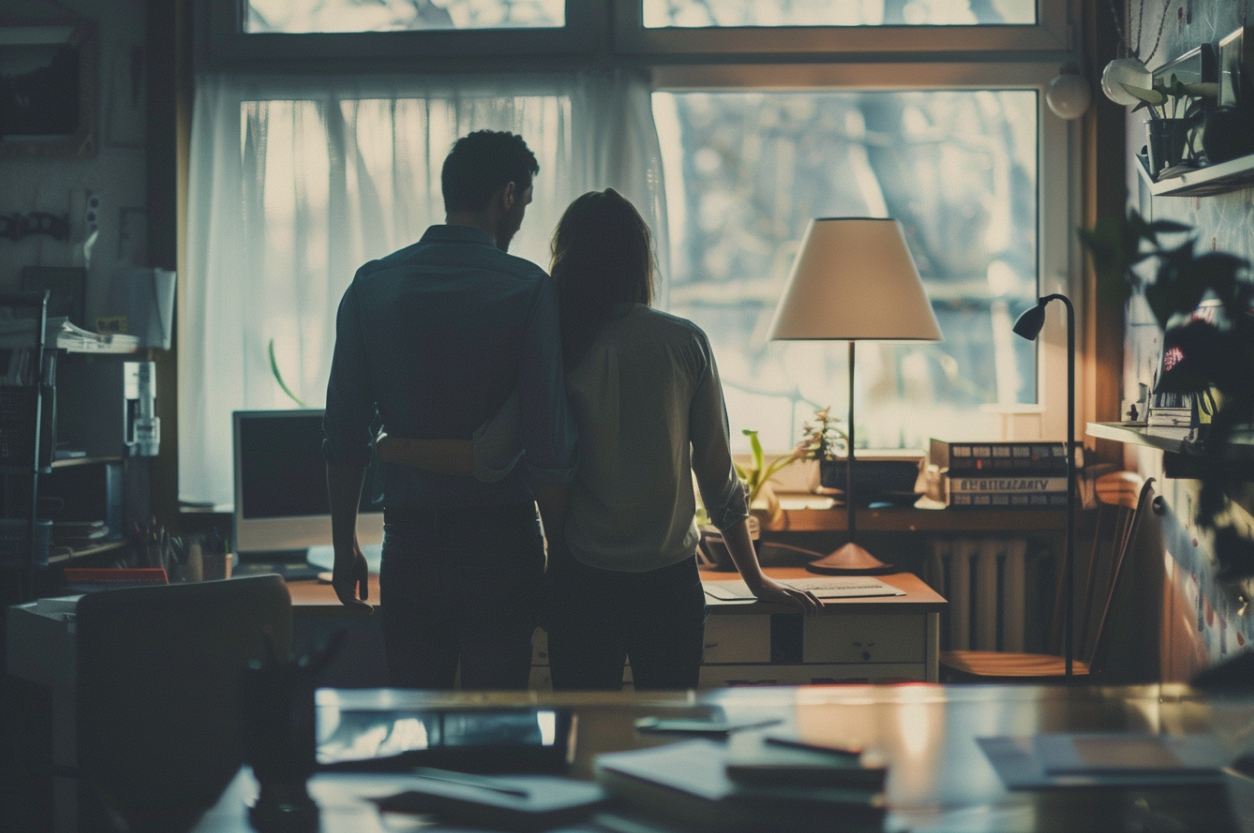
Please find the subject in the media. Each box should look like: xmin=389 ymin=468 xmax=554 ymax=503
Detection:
xmin=703 ymin=577 xmax=905 ymax=601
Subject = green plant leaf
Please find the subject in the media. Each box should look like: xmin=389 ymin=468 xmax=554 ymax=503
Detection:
xmin=1120 ymin=82 xmax=1165 ymax=105
xmin=744 ymin=429 xmax=765 ymax=476
xmin=268 ymin=338 xmax=308 ymax=408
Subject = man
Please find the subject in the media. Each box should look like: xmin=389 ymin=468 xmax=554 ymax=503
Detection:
xmin=323 ymin=130 xmax=576 ymax=690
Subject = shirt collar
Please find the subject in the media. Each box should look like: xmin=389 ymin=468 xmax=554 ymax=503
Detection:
xmin=420 ymin=224 xmax=497 ymax=247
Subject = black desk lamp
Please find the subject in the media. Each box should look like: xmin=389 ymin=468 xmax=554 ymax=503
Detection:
xmin=1012 ymin=293 xmax=1076 ymax=677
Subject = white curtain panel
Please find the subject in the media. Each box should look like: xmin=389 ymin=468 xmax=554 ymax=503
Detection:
xmin=182 ymin=71 xmax=666 ymax=506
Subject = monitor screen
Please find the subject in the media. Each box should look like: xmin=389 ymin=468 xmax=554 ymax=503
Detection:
xmin=233 ymin=409 xmax=382 ymax=556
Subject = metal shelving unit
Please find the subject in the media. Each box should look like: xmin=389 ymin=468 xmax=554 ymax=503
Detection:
xmin=0 ymin=291 xmax=52 ymax=602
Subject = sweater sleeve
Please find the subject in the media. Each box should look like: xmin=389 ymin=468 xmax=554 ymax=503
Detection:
xmin=688 ymin=330 xmax=748 ymax=531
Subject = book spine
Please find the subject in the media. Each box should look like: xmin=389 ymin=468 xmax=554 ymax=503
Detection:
xmin=931 ymin=439 xmax=1068 ymax=474
xmin=947 ymin=476 xmax=1068 ymax=493
xmin=947 ymin=492 xmax=1067 ymax=508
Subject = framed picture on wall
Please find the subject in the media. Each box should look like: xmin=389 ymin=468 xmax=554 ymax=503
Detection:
xmin=0 ymin=22 xmax=98 ymax=157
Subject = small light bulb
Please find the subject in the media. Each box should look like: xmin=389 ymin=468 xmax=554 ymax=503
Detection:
xmin=1047 ymin=71 xmax=1092 ymax=119
xmin=1101 ymin=57 xmax=1152 ymax=106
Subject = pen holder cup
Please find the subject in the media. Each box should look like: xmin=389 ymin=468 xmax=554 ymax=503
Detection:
xmin=240 ymin=662 xmax=318 ymax=830
xmin=202 ymin=549 xmax=234 ymax=581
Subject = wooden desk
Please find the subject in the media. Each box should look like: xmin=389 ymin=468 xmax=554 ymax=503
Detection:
xmin=190 ymin=684 xmax=1248 ymax=833
xmin=286 ymin=569 xmax=946 ymax=686
xmin=694 ymin=570 xmax=945 ymax=686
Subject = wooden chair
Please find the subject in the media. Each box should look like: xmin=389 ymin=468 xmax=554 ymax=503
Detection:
xmin=75 ymin=574 xmax=292 ymax=822
xmin=940 ymin=474 xmax=1155 ymax=681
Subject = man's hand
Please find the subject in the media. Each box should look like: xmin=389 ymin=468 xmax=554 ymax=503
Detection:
xmin=332 ymin=544 xmax=373 ymax=612
xmin=745 ymin=575 xmax=821 ymax=614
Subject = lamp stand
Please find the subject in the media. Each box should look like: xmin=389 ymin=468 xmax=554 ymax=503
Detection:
xmin=806 ymin=342 xmax=895 ymax=576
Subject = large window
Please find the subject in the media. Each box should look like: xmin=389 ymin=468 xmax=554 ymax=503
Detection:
xmin=643 ymin=0 xmax=1035 ymax=27
xmin=654 ymin=89 xmax=1039 ymax=451
xmin=189 ymin=0 xmax=1076 ymax=505
xmin=246 ymin=0 xmax=565 ymax=33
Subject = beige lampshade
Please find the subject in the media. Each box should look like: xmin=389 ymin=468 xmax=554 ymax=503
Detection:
xmin=768 ymin=218 xmax=943 ymax=342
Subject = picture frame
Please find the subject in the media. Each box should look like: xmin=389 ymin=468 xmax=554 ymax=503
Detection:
xmin=0 ymin=22 xmax=98 ymax=158
xmin=1218 ymin=27 xmax=1253 ymax=108
xmin=20 ymin=265 xmax=87 ymax=328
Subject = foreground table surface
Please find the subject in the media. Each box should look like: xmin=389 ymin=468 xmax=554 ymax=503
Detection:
xmin=192 ymin=684 xmax=1254 ymax=833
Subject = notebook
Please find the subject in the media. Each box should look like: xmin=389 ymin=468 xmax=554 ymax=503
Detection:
xmin=704 ymin=577 xmax=905 ymax=601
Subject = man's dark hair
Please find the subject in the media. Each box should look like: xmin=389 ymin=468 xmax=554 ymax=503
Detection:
xmin=441 ymin=131 xmax=539 ymax=212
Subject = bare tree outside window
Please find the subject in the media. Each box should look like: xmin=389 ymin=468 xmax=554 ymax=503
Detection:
xmin=247 ymin=0 xmax=564 ymax=33
xmin=654 ymin=90 xmax=1038 ymax=452
xmin=642 ymin=0 xmax=1035 ymax=28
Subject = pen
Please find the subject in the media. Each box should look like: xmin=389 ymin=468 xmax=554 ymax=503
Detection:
xmin=409 ymin=767 xmax=530 ymax=798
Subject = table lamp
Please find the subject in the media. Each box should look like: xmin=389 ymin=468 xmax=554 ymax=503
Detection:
xmin=1012 ymin=293 xmax=1076 ymax=677
xmin=768 ymin=218 xmax=942 ymax=575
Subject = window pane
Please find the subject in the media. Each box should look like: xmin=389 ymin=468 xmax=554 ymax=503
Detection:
xmin=653 ymin=90 xmax=1038 ymax=452
xmin=247 ymin=0 xmax=564 ymax=33
xmin=644 ymin=0 xmax=1035 ymax=27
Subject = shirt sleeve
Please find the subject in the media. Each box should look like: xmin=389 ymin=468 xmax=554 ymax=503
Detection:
xmin=515 ymin=275 xmax=578 ymax=484
xmin=323 ymin=280 xmax=376 ymax=467
xmin=688 ymin=330 xmax=749 ymax=531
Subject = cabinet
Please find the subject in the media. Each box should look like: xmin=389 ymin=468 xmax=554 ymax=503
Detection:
xmin=526 ymin=570 xmax=945 ymax=689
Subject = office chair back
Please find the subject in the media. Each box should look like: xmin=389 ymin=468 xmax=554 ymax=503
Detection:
xmin=76 ymin=574 xmax=292 ymax=814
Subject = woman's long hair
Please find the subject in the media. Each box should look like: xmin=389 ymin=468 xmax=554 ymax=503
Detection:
xmin=550 ymin=189 xmax=656 ymax=370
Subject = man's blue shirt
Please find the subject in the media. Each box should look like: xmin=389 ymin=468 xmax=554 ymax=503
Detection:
xmin=323 ymin=224 xmax=576 ymax=507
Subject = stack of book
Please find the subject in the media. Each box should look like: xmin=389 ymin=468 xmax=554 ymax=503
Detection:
xmin=930 ymin=439 xmax=1069 ymax=509
xmin=593 ymin=734 xmax=887 ymax=832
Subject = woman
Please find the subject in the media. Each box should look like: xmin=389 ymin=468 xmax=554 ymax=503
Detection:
xmin=379 ymin=189 xmax=817 ymax=690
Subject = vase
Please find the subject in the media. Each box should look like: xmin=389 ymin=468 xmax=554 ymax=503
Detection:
xmin=1146 ymin=118 xmax=1192 ymax=178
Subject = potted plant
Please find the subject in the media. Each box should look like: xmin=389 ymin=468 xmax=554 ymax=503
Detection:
xmin=1081 ymin=209 xmax=1254 ymax=579
xmin=1122 ymin=75 xmax=1217 ymax=178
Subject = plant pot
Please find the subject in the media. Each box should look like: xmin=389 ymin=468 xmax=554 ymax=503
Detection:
xmin=1202 ymin=105 xmax=1254 ymax=164
xmin=1146 ymin=118 xmax=1192 ymax=178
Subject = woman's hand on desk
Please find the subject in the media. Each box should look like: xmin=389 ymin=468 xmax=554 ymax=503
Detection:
xmin=744 ymin=575 xmax=822 ymax=614
xmin=719 ymin=517 xmax=820 ymax=614
xmin=332 ymin=544 xmax=374 ymax=612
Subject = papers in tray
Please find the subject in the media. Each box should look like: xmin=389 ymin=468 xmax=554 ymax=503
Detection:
xmin=979 ymin=733 xmax=1231 ymax=789
xmin=0 ymin=316 xmax=138 ymax=353
xmin=704 ymin=576 xmax=905 ymax=602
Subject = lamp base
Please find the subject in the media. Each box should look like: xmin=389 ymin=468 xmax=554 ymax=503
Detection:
xmin=804 ymin=543 xmax=896 ymax=576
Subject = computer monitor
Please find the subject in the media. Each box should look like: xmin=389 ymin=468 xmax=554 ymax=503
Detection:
xmin=232 ymin=409 xmax=383 ymax=560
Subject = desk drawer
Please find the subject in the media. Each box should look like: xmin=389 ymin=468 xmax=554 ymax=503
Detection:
xmin=703 ymin=614 xmax=771 ymax=664
xmin=699 ymin=663 xmax=925 ymax=687
xmin=802 ymin=614 xmax=925 ymax=664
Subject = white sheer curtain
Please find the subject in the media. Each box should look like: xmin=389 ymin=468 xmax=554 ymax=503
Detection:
xmin=183 ymin=71 xmax=666 ymax=506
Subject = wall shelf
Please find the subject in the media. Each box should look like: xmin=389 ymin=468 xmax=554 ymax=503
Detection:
xmin=1088 ymin=422 xmax=1254 ymax=480
xmin=50 ymin=455 xmax=124 ymax=469
xmin=1136 ymin=151 xmax=1254 ymax=197
xmin=47 ymin=539 xmax=127 ymax=564
xmin=764 ymin=504 xmax=1065 ymax=533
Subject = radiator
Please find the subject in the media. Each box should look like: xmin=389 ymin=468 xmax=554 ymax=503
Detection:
xmin=928 ymin=537 xmax=1028 ymax=652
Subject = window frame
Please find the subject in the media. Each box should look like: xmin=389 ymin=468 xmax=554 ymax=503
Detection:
xmin=199 ymin=0 xmax=606 ymax=70
xmin=194 ymin=0 xmax=1083 ymax=448
xmin=617 ymin=0 xmax=1066 ymax=57
xmin=651 ymin=61 xmax=1079 ymax=447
